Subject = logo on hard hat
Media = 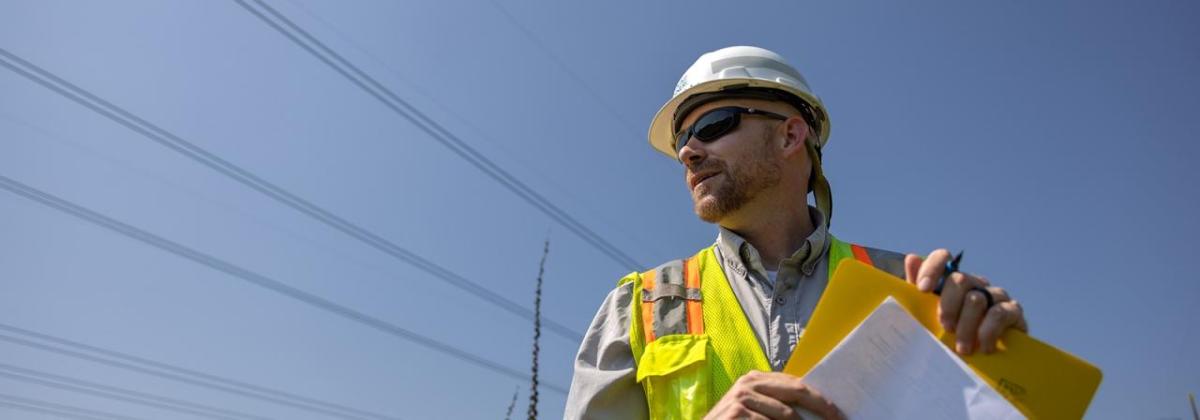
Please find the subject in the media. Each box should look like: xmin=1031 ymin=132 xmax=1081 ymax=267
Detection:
xmin=674 ymin=76 xmax=691 ymax=96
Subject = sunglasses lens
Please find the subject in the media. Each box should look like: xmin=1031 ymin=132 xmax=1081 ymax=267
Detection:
xmin=675 ymin=108 xmax=741 ymax=154
xmin=695 ymin=111 xmax=738 ymax=141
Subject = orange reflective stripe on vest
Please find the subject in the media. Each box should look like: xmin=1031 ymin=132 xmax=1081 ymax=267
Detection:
xmin=641 ymin=257 xmax=704 ymax=344
xmin=640 ymin=269 xmax=657 ymax=343
xmin=684 ymin=257 xmax=704 ymax=335
xmin=850 ymin=243 xmax=873 ymax=266
xmin=630 ymin=236 xmax=879 ymax=419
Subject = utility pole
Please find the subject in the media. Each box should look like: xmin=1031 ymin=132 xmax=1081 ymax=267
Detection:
xmin=1189 ymin=392 xmax=1198 ymax=420
xmin=528 ymin=239 xmax=549 ymax=420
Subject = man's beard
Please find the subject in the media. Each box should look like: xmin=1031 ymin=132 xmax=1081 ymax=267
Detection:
xmin=690 ymin=135 xmax=782 ymax=223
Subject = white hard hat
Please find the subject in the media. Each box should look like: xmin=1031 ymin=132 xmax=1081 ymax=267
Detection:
xmin=648 ymin=46 xmax=830 ymax=159
xmin=649 ymin=46 xmax=838 ymax=226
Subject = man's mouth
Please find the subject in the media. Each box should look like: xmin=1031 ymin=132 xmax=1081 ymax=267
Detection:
xmin=690 ymin=171 xmax=721 ymax=190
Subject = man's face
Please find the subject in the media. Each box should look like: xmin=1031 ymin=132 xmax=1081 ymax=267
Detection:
xmin=676 ymin=98 xmax=791 ymax=223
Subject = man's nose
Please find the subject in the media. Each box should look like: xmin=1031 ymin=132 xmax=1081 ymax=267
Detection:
xmin=677 ymin=137 xmax=706 ymax=165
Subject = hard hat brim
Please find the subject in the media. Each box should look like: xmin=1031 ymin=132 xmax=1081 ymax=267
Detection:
xmin=648 ymin=78 xmax=831 ymax=159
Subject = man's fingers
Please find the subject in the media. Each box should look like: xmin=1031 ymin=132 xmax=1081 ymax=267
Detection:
xmin=708 ymin=403 xmax=771 ymax=420
xmin=954 ymin=288 xmax=990 ymax=355
xmin=752 ymin=380 xmax=842 ymax=420
xmin=984 ymin=286 xmax=1008 ymax=302
xmin=706 ymin=372 xmax=831 ymax=420
xmin=904 ymin=254 xmax=923 ymax=287
xmin=787 ymin=388 xmax=844 ymax=420
xmin=915 ymin=249 xmax=952 ymax=292
xmin=906 ymin=247 xmax=1029 ymax=356
xmin=974 ymin=300 xmax=1022 ymax=352
xmin=733 ymin=373 xmax=841 ymax=420
xmin=937 ymin=272 xmax=983 ymax=331
xmin=732 ymin=388 xmax=800 ymax=420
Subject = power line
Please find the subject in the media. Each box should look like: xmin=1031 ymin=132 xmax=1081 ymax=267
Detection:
xmin=0 ymin=112 xmax=566 ymax=359
xmin=231 ymin=0 xmax=644 ymax=271
xmin=276 ymin=0 xmax=657 ymax=260
xmin=0 ymin=174 xmax=570 ymax=396
xmin=0 ymin=325 xmax=392 ymax=420
xmin=485 ymin=0 xmax=671 ymax=258
xmin=0 ymin=392 xmax=145 ymax=420
xmin=0 ymin=363 xmax=272 ymax=420
xmin=488 ymin=0 xmax=641 ymax=137
xmin=0 ymin=46 xmax=582 ymax=343
xmin=0 ymin=332 xmax=376 ymax=420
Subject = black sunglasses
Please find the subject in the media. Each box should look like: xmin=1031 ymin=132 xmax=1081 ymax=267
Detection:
xmin=673 ymin=107 xmax=789 ymax=155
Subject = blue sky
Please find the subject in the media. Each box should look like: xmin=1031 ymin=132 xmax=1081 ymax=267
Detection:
xmin=1 ymin=1 xmax=1197 ymax=419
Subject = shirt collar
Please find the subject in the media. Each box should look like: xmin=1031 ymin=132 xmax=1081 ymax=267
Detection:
xmin=715 ymin=206 xmax=830 ymax=277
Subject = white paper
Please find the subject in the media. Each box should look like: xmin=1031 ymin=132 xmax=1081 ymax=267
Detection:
xmin=799 ymin=297 xmax=1025 ymax=420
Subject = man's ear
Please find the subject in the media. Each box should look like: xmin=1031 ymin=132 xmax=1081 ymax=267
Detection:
xmin=780 ymin=116 xmax=810 ymax=159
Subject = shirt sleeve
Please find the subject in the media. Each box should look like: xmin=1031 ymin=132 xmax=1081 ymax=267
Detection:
xmin=563 ymin=281 xmax=648 ymax=420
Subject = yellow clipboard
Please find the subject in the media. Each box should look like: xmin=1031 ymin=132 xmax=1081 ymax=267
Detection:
xmin=782 ymin=259 xmax=1102 ymax=419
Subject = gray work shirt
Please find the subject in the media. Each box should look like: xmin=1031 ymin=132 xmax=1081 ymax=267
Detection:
xmin=563 ymin=208 xmax=905 ymax=419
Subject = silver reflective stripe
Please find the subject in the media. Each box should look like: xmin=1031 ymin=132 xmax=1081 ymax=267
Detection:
xmin=659 ymin=260 xmax=683 ymax=287
xmin=643 ymin=259 xmax=699 ymax=339
xmin=643 ymin=284 xmax=703 ymax=302
xmin=863 ymin=246 xmax=907 ymax=279
xmin=654 ymin=298 xmax=689 ymax=338
xmin=649 ymin=283 xmax=686 ymax=301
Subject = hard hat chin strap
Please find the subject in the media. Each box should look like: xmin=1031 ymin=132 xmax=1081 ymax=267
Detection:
xmin=806 ymin=140 xmax=833 ymax=228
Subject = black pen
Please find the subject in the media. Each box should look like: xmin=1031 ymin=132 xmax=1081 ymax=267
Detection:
xmin=932 ymin=250 xmax=963 ymax=295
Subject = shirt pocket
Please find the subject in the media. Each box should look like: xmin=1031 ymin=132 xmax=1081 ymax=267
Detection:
xmin=636 ymin=334 xmax=710 ymax=419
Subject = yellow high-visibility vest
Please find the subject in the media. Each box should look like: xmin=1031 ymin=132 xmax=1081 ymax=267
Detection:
xmin=621 ymin=235 xmax=874 ymax=419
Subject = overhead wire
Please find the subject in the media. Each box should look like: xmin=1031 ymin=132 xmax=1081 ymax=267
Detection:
xmin=0 ymin=46 xmax=582 ymax=343
xmin=0 ymin=363 xmax=272 ymax=420
xmin=488 ymin=0 xmax=641 ymax=137
xmin=0 ymin=392 xmax=145 ymax=420
xmin=276 ymin=0 xmax=658 ymax=261
xmin=231 ymin=0 xmax=644 ymax=271
xmin=492 ymin=0 xmax=688 ymax=262
xmin=485 ymin=0 xmax=671 ymax=257
xmin=0 ymin=328 xmax=380 ymax=420
xmin=0 ymin=324 xmax=394 ymax=420
xmin=0 ymin=175 xmax=570 ymax=396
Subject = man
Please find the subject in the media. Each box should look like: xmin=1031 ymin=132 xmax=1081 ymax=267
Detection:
xmin=564 ymin=46 xmax=1028 ymax=419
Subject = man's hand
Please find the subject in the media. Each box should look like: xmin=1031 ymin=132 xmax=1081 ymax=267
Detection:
xmin=905 ymin=249 xmax=1029 ymax=355
xmin=704 ymin=371 xmax=844 ymax=420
